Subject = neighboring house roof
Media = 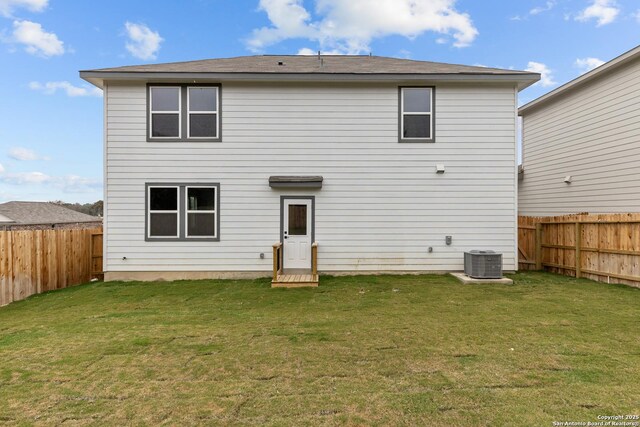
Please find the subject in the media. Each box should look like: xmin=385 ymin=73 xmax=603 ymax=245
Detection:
xmin=520 ymin=44 xmax=640 ymax=115
xmin=0 ymin=213 xmax=15 ymax=224
xmin=0 ymin=201 xmax=101 ymax=225
xmin=80 ymin=54 xmax=540 ymax=90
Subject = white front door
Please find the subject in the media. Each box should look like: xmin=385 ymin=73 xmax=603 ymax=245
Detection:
xmin=283 ymin=198 xmax=312 ymax=270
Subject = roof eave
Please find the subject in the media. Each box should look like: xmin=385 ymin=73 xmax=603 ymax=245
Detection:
xmin=80 ymin=71 xmax=540 ymax=90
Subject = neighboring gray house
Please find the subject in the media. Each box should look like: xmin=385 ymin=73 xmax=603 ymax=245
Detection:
xmin=0 ymin=201 xmax=102 ymax=230
xmin=519 ymin=45 xmax=640 ymax=216
xmin=80 ymin=55 xmax=538 ymax=281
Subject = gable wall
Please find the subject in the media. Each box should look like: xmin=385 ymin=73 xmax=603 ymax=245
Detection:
xmin=519 ymin=57 xmax=640 ymax=215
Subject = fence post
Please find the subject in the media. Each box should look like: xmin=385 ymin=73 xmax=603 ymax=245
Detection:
xmin=575 ymin=222 xmax=582 ymax=279
xmin=272 ymin=243 xmax=278 ymax=282
xmin=535 ymin=223 xmax=543 ymax=271
xmin=311 ymin=242 xmax=318 ymax=276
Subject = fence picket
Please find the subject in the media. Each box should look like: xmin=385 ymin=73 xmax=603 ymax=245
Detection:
xmin=519 ymin=214 xmax=640 ymax=287
xmin=0 ymin=227 xmax=103 ymax=306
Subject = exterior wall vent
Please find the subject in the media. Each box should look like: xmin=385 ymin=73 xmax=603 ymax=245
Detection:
xmin=464 ymin=250 xmax=503 ymax=279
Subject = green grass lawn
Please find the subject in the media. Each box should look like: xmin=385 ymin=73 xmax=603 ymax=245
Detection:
xmin=0 ymin=272 xmax=639 ymax=426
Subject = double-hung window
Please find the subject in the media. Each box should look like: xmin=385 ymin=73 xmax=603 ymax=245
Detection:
xmin=150 ymin=87 xmax=181 ymax=138
xmin=186 ymin=186 xmax=217 ymax=238
xmin=146 ymin=183 xmax=220 ymax=241
xmin=148 ymin=85 xmax=220 ymax=141
xmin=399 ymin=87 xmax=434 ymax=142
xmin=148 ymin=186 xmax=180 ymax=238
xmin=187 ymin=87 xmax=219 ymax=139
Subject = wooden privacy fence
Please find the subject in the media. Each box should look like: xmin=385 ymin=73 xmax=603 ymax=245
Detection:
xmin=519 ymin=214 xmax=640 ymax=287
xmin=0 ymin=227 xmax=103 ymax=306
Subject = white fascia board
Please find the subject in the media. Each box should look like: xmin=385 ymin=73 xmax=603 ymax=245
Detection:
xmin=80 ymin=71 xmax=540 ymax=91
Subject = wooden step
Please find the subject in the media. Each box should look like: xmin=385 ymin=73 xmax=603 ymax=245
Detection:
xmin=271 ymin=274 xmax=319 ymax=288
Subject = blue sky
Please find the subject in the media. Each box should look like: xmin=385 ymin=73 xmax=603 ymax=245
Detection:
xmin=0 ymin=0 xmax=638 ymax=203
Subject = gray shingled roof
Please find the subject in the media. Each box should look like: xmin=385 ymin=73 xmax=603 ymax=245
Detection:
xmin=86 ymin=55 xmax=532 ymax=76
xmin=0 ymin=201 xmax=101 ymax=225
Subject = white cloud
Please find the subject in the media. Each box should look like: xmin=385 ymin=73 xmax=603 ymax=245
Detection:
xmin=0 ymin=0 xmax=47 ymax=17
xmin=632 ymin=9 xmax=640 ymax=22
xmin=1 ymin=171 xmax=50 ymax=184
xmin=297 ymin=47 xmax=316 ymax=55
xmin=247 ymin=0 xmax=479 ymax=54
xmin=398 ymin=49 xmax=411 ymax=59
xmin=55 ymin=175 xmax=101 ymax=193
xmin=11 ymin=20 xmax=64 ymax=57
xmin=124 ymin=22 xmax=162 ymax=60
xmin=510 ymin=1 xmax=555 ymax=22
xmin=0 ymin=163 xmax=4 ymax=173
xmin=526 ymin=61 xmax=556 ymax=87
xmin=8 ymin=147 xmax=49 ymax=161
xmin=29 ymin=81 xmax=102 ymax=97
xmin=297 ymin=47 xmax=344 ymax=55
xmin=576 ymin=0 xmax=619 ymax=26
xmin=575 ymin=57 xmax=605 ymax=73
xmin=530 ymin=1 xmax=555 ymax=15
xmin=0 ymin=170 xmax=101 ymax=193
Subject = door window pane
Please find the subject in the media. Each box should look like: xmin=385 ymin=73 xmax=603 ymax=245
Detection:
xmin=189 ymin=114 xmax=217 ymax=138
xmin=151 ymin=87 xmax=180 ymax=111
xmin=189 ymin=87 xmax=217 ymax=111
xmin=152 ymin=114 xmax=180 ymax=137
xmin=150 ymin=213 xmax=178 ymax=237
xmin=403 ymin=88 xmax=431 ymax=112
xmin=187 ymin=213 xmax=215 ymax=236
xmin=288 ymin=205 xmax=307 ymax=235
xmin=150 ymin=187 xmax=178 ymax=211
xmin=188 ymin=187 xmax=215 ymax=210
xmin=403 ymin=115 xmax=431 ymax=138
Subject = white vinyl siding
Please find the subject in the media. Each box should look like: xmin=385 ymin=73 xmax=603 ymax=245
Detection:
xmin=106 ymin=81 xmax=517 ymax=273
xmin=519 ymin=57 xmax=640 ymax=215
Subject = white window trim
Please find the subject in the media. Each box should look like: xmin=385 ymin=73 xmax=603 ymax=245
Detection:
xmin=149 ymin=86 xmax=182 ymax=139
xmin=187 ymin=87 xmax=219 ymax=139
xmin=401 ymin=87 xmax=433 ymax=141
xmin=185 ymin=185 xmax=217 ymax=238
xmin=147 ymin=185 xmax=180 ymax=239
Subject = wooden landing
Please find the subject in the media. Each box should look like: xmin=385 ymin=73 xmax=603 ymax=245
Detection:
xmin=272 ymin=274 xmax=319 ymax=288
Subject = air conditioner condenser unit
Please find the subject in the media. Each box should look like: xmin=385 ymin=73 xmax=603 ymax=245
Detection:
xmin=464 ymin=250 xmax=503 ymax=279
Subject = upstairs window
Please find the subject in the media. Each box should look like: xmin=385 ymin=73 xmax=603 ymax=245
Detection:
xmin=150 ymin=87 xmax=181 ymax=138
xmin=188 ymin=87 xmax=218 ymax=138
xmin=148 ymin=85 xmax=220 ymax=142
xmin=400 ymin=87 xmax=434 ymax=142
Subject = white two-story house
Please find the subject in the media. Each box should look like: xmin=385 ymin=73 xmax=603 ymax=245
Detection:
xmin=519 ymin=45 xmax=640 ymax=216
xmin=81 ymin=55 xmax=539 ymax=283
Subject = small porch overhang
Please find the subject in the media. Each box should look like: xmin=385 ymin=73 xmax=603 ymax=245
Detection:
xmin=269 ymin=176 xmax=323 ymax=189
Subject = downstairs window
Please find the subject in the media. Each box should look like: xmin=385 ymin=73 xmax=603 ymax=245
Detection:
xmin=146 ymin=183 xmax=219 ymax=241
